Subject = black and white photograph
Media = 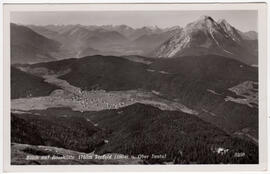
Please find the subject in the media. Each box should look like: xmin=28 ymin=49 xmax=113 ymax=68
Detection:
xmin=2 ymin=3 xmax=268 ymax=172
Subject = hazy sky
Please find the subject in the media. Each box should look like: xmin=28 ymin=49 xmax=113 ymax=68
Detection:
xmin=11 ymin=10 xmax=257 ymax=32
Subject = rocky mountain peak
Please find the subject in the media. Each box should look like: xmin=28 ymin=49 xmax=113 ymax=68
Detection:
xmin=218 ymin=19 xmax=242 ymax=42
xmin=218 ymin=19 xmax=230 ymax=25
xmin=198 ymin=15 xmax=215 ymax=22
xmin=153 ymin=15 xmax=257 ymax=65
xmin=185 ymin=15 xmax=219 ymax=33
xmin=218 ymin=19 xmax=233 ymax=31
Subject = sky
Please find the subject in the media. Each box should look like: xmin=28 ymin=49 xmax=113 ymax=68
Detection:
xmin=11 ymin=10 xmax=257 ymax=32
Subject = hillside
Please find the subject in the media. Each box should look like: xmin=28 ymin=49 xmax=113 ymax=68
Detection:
xmin=11 ymin=67 xmax=58 ymax=99
xmin=11 ymin=104 xmax=258 ymax=164
xmin=30 ymin=55 xmax=149 ymax=91
xmin=11 ymin=107 xmax=105 ymax=153
xmin=89 ymin=103 xmax=258 ymax=164
xmin=29 ymin=54 xmax=257 ymax=101
xmin=10 ymin=23 xmax=61 ymax=64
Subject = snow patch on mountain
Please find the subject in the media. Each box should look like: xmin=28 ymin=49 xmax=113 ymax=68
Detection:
xmin=209 ymin=27 xmax=220 ymax=47
xmin=223 ymin=49 xmax=233 ymax=55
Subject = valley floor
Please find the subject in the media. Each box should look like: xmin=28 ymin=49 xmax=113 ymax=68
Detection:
xmin=12 ymin=74 xmax=198 ymax=115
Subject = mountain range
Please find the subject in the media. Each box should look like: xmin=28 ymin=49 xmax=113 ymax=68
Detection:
xmin=23 ymin=24 xmax=181 ymax=61
xmin=11 ymin=16 xmax=257 ymax=65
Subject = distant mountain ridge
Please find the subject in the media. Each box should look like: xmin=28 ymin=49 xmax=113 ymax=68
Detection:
xmin=11 ymin=23 xmax=61 ymax=64
xmin=28 ymin=24 xmax=180 ymax=39
xmin=11 ymin=16 xmax=257 ymax=65
xmin=240 ymin=31 xmax=258 ymax=40
xmin=153 ymin=16 xmax=258 ymax=65
xmin=24 ymin=24 xmax=182 ymax=59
